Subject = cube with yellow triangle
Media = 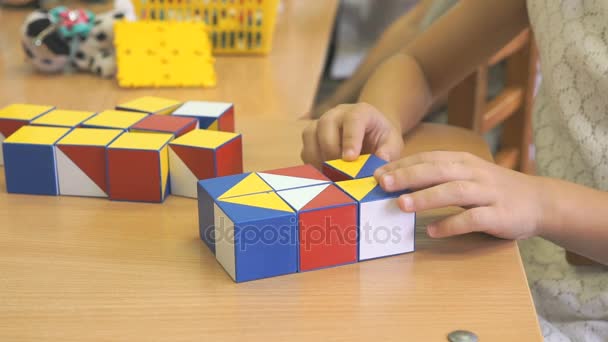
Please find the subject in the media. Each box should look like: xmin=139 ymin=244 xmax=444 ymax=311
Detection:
xmin=0 ymin=104 xmax=55 ymax=165
xmin=107 ymin=132 xmax=173 ymax=203
xmin=335 ymin=177 xmax=415 ymax=261
xmin=116 ymin=96 xmax=182 ymax=115
xmin=172 ymin=101 xmax=235 ymax=132
xmin=213 ymin=191 xmax=298 ymax=282
xmin=31 ymin=109 xmax=96 ymax=128
xmin=56 ymin=128 xmax=124 ymax=197
xmin=322 ymin=154 xmax=387 ymax=182
xmin=3 ymin=125 xmax=71 ymax=195
xmin=169 ymin=129 xmax=242 ymax=198
xmin=197 ymin=172 xmax=274 ymax=253
xmin=82 ymin=110 xmax=148 ymax=131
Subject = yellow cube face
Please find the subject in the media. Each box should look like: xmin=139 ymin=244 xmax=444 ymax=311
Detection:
xmin=31 ymin=109 xmax=96 ymax=128
xmin=82 ymin=110 xmax=148 ymax=130
xmin=116 ymin=96 xmax=182 ymax=115
xmin=0 ymin=104 xmax=54 ymax=121
xmin=4 ymin=125 xmax=71 ymax=146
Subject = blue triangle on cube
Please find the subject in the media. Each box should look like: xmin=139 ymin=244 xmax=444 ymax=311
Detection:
xmin=356 ymin=154 xmax=388 ymax=178
xmin=362 ymin=184 xmax=411 ymax=202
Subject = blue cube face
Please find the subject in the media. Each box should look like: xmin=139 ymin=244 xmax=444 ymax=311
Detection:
xmin=3 ymin=144 xmax=58 ymax=195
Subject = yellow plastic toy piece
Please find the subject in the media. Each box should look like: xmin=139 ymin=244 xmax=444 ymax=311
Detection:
xmin=170 ymin=129 xmax=239 ymax=149
xmin=31 ymin=109 xmax=96 ymax=128
xmin=129 ymin=0 xmax=279 ymax=55
xmin=4 ymin=125 xmax=70 ymax=145
xmin=58 ymin=128 xmax=123 ymax=147
xmin=114 ymin=21 xmax=217 ymax=88
xmin=116 ymin=96 xmax=182 ymax=115
xmin=0 ymin=104 xmax=54 ymax=121
xmin=109 ymin=132 xmax=173 ymax=151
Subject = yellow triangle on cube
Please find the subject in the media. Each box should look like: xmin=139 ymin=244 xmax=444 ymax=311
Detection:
xmin=207 ymin=120 xmax=219 ymax=131
xmin=117 ymin=96 xmax=182 ymax=115
xmin=326 ymin=154 xmax=370 ymax=178
xmin=219 ymin=173 xmax=273 ymax=199
xmin=335 ymin=176 xmax=377 ymax=201
xmin=220 ymin=192 xmax=294 ymax=213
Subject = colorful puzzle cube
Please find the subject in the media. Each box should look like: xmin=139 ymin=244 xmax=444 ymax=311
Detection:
xmin=213 ymin=191 xmax=298 ymax=282
xmin=256 ymin=164 xmax=331 ymax=191
xmin=31 ymin=109 xmax=96 ymax=128
xmin=3 ymin=125 xmax=70 ymax=195
xmin=130 ymin=114 xmax=198 ymax=137
xmin=336 ymin=177 xmax=415 ymax=260
xmin=277 ymin=183 xmax=358 ymax=271
xmin=0 ymin=104 xmax=54 ymax=165
xmin=116 ymin=96 xmax=182 ymax=115
xmin=107 ymin=132 xmax=173 ymax=202
xmin=56 ymin=128 xmax=123 ymax=197
xmin=322 ymin=154 xmax=387 ymax=182
xmin=198 ymin=172 xmax=274 ymax=252
xmin=169 ymin=129 xmax=242 ymax=198
xmin=82 ymin=110 xmax=148 ymax=131
xmin=172 ymin=101 xmax=234 ymax=132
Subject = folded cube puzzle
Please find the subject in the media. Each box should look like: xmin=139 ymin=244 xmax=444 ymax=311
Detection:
xmin=82 ymin=110 xmax=148 ymax=130
xmin=172 ymin=101 xmax=235 ymax=132
xmin=130 ymin=114 xmax=199 ymax=137
xmin=107 ymin=132 xmax=173 ymax=203
xmin=197 ymin=156 xmax=416 ymax=283
xmin=169 ymin=129 xmax=242 ymax=198
xmin=56 ymin=128 xmax=123 ymax=197
xmin=116 ymin=96 xmax=182 ymax=115
xmin=3 ymin=125 xmax=70 ymax=195
xmin=31 ymin=109 xmax=96 ymax=128
xmin=0 ymin=104 xmax=54 ymax=165
xmin=322 ymin=154 xmax=387 ymax=181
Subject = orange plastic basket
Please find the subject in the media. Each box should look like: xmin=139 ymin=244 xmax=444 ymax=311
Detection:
xmin=129 ymin=0 xmax=280 ymax=55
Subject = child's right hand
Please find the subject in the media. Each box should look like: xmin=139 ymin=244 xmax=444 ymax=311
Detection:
xmin=300 ymin=102 xmax=404 ymax=168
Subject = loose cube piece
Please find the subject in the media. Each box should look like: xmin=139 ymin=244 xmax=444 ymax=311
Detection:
xmin=335 ymin=177 xmax=415 ymax=260
xmin=82 ymin=110 xmax=147 ymax=131
xmin=31 ymin=109 xmax=96 ymax=128
xmin=3 ymin=126 xmax=70 ymax=195
xmin=116 ymin=96 xmax=182 ymax=115
xmin=0 ymin=104 xmax=54 ymax=165
xmin=130 ymin=114 xmax=198 ymax=137
xmin=169 ymin=129 xmax=242 ymax=198
xmin=107 ymin=132 xmax=173 ymax=202
xmin=277 ymin=183 xmax=358 ymax=271
xmin=172 ymin=101 xmax=234 ymax=132
xmin=256 ymin=164 xmax=331 ymax=191
xmin=214 ymin=191 xmax=298 ymax=282
xmin=322 ymin=154 xmax=387 ymax=182
xmin=197 ymin=173 xmax=273 ymax=253
xmin=56 ymin=128 xmax=123 ymax=197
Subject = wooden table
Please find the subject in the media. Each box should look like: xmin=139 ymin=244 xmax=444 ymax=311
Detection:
xmin=0 ymin=1 xmax=542 ymax=340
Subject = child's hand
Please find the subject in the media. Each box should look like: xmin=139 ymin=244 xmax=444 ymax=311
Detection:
xmin=374 ymin=151 xmax=544 ymax=240
xmin=301 ymin=103 xmax=404 ymax=168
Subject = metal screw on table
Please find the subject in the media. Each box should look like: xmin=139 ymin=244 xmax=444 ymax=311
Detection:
xmin=447 ymin=330 xmax=478 ymax=342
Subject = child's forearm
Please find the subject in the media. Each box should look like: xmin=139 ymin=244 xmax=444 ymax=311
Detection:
xmin=538 ymin=178 xmax=608 ymax=264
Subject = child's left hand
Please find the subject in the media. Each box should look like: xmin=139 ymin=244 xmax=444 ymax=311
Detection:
xmin=374 ymin=151 xmax=544 ymax=240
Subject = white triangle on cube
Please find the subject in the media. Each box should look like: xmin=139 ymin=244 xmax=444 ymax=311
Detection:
xmin=168 ymin=147 xmax=198 ymax=198
xmin=56 ymin=148 xmax=106 ymax=197
xmin=257 ymin=172 xmax=328 ymax=191
xmin=277 ymin=184 xmax=330 ymax=211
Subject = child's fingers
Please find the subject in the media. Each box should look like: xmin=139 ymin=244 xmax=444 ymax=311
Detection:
xmin=301 ymin=121 xmax=323 ymax=168
xmin=377 ymin=161 xmax=474 ymax=192
xmin=316 ymin=109 xmax=343 ymax=161
xmin=374 ymin=132 xmax=403 ymax=163
xmin=426 ymin=207 xmax=493 ymax=238
xmin=375 ymin=151 xmax=475 ymax=177
xmin=397 ymin=180 xmax=492 ymax=212
xmin=341 ymin=109 xmax=371 ymax=161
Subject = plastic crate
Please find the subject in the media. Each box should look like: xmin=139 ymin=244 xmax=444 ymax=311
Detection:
xmin=129 ymin=0 xmax=280 ymax=55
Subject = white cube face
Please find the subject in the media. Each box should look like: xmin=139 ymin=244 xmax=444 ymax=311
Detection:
xmin=214 ymin=203 xmax=236 ymax=281
xmin=358 ymin=198 xmax=415 ymax=260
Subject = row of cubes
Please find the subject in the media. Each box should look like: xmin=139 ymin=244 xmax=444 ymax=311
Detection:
xmin=197 ymin=156 xmax=416 ymax=283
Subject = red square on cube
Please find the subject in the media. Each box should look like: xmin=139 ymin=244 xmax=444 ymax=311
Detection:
xmin=277 ymin=184 xmax=358 ymax=271
xmin=130 ymin=114 xmax=198 ymax=137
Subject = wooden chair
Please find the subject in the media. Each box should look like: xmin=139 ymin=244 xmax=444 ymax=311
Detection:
xmin=447 ymin=28 xmax=537 ymax=174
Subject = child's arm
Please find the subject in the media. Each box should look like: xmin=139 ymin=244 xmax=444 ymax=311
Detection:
xmin=374 ymin=152 xmax=608 ymax=265
xmin=302 ymin=0 xmax=529 ymax=167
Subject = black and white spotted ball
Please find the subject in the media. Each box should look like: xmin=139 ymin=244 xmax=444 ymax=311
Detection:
xmin=21 ymin=10 xmax=70 ymax=73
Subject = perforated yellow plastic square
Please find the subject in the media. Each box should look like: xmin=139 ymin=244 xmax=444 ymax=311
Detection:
xmin=31 ymin=109 xmax=96 ymax=127
xmin=83 ymin=110 xmax=148 ymax=130
xmin=109 ymin=132 xmax=173 ymax=151
xmin=114 ymin=21 xmax=216 ymax=88
xmin=116 ymin=96 xmax=182 ymax=115
xmin=0 ymin=104 xmax=55 ymax=121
